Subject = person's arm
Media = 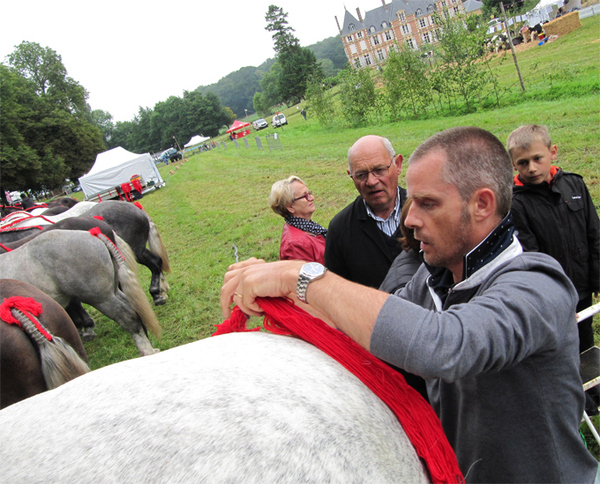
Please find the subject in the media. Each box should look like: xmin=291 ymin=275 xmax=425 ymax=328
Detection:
xmin=220 ymin=258 xmax=389 ymax=350
xmin=583 ymin=183 xmax=600 ymax=295
xmin=510 ymin=198 xmax=540 ymax=251
xmin=324 ymin=216 xmax=350 ymax=280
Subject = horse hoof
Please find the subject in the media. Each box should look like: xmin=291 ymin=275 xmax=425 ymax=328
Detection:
xmin=153 ymin=296 xmax=167 ymax=306
xmin=80 ymin=329 xmax=96 ymax=342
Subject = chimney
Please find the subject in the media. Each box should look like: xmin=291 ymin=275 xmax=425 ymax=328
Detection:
xmin=335 ymin=15 xmax=342 ymax=33
xmin=356 ymin=7 xmax=363 ymax=23
xmin=381 ymin=0 xmax=388 ymax=10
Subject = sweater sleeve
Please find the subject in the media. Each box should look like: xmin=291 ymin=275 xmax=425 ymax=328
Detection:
xmin=370 ymin=256 xmax=578 ymax=381
xmin=510 ymin=200 xmax=540 ymax=251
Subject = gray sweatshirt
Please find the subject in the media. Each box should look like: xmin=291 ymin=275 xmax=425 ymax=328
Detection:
xmin=371 ymin=235 xmax=598 ymax=483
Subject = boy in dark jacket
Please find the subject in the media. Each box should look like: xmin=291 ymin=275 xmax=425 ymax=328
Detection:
xmin=508 ymin=124 xmax=600 ymax=411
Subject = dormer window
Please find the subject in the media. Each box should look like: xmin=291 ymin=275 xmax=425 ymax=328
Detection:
xmin=349 ymin=23 xmax=356 ymax=31
xmin=382 ymin=21 xmax=388 ymax=29
xmin=416 ymin=8 xmax=423 ymax=15
xmin=369 ymin=25 xmax=376 ymax=33
xmin=427 ymin=4 xmax=434 ymax=11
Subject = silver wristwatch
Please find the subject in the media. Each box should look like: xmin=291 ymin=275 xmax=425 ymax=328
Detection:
xmin=296 ymin=262 xmax=327 ymax=303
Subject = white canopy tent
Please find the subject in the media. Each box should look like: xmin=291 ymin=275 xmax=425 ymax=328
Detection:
xmin=79 ymin=147 xmax=165 ymax=200
xmin=184 ymin=135 xmax=211 ymax=148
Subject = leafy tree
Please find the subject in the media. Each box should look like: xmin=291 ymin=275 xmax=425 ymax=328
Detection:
xmin=265 ymin=5 xmax=299 ymax=53
xmin=8 ymin=41 xmax=88 ymax=114
xmin=253 ymin=92 xmax=270 ymax=117
xmin=338 ymin=66 xmax=376 ymax=127
xmin=259 ymin=62 xmax=282 ymax=109
xmin=431 ymin=11 xmax=495 ymax=112
xmin=305 ymin=77 xmax=337 ymax=127
xmin=383 ymin=47 xmax=432 ymax=119
xmin=264 ymin=5 xmax=323 ymax=105
xmin=89 ymin=109 xmax=115 ymax=146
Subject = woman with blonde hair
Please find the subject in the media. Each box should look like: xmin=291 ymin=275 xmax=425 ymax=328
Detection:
xmin=269 ymin=176 xmax=327 ymax=264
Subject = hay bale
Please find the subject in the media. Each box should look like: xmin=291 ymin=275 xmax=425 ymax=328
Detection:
xmin=543 ymin=11 xmax=581 ymax=37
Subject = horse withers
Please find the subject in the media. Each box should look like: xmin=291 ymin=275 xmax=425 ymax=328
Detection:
xmin=0 ymin=332 xmax=430 ymax=482
xmin=0 ymin=279 xmax=89 ymax=409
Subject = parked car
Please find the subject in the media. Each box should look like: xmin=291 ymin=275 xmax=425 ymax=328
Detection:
xmin=253 ymin=118 xmax=268 ymax=130
xmin=272 ymin=113 xmax=288 ymax=128
xmin=160 ymin=148 xmax=182 ymax=164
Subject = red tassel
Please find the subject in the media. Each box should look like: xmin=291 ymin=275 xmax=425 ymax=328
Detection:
xmin=93 ymin=216 xmax=103 ymax=221
xmin=213 ymin=310 xmax=259 ymax=336
xmin=133 ymin=201 xmax=145 ymax=212
xmin=88 ymin=227 xmax=101 ymax=236
xmin=215 ymin=299 xmax=464 ymax=484
xmin=0 ymin=243 xmax=12 ymax=252
xmin=0 ymin=296 xmax=52 ymax=341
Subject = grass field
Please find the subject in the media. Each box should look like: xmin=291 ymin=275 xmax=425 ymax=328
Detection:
xmin=77 ymin=15 xmax=599 ymax=456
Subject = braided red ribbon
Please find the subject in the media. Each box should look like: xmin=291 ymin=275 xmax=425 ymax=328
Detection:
xmin=0 ymin=296 xmax=52 ymax=341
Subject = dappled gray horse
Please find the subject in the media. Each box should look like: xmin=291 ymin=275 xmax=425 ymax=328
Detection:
xmin=0 ymin=332 xmax=430 ymax=483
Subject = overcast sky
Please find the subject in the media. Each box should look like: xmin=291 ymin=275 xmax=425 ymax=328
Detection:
xmin=1 ymin=0 xmax=386 ymax=122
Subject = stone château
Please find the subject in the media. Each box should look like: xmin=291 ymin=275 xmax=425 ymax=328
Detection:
xmin=336 ymin=0 xmax=472 ymax=68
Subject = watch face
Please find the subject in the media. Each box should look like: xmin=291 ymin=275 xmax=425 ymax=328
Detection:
xmin=303 ymin=262 xmax=324 ymax=277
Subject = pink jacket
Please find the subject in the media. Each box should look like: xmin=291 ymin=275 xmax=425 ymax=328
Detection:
xmin=280 ymin=223 xmax=326 ymax=264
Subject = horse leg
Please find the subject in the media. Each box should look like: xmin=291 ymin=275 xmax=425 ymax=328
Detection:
xmin=137 ymin=248 xmax=167 ymax=305
xmin=94 ymin=293 xmax=158 ymax=356
xmin=65 ymin=299 xmax=96 ymax=342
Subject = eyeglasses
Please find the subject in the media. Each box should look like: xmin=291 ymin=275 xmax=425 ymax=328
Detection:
xmin=294 ymin=191 xmax=313 ymax=202
xmin=349 ymin=160 xmax=393 ymax=182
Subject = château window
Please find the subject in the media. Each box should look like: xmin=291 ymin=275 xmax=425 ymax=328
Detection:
xmin=419 ymin=18 xmax=427 ymax=28
xmin=382 ymin=21 xmax=388 ymax=29
xmin=369 ymin=25 xmax=376 ymax=33
xmin=372 ymin=35 xmax=380 ymax=45
xmin=406 ymin=38 xmax=415 ymax=48
xmin=364 ymin=54 xmax=372 ymax=65
xmin=377 ymin=49 xmax=385 ymax=60
xmin=357 ymin=31 xmax=363 ymax=38
xmin=347 ymin=35 xmax=353 ymax=42
xmin=349 ymin=23 xmax=356 ymax=31
xmin=385 ymin=30 xmax=392 ymax=41
xmin=398 ymin=12 xmax=406 ymax=21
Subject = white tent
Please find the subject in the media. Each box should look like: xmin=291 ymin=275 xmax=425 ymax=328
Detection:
xmin=79 ymin=147 xmax=165 ymax=200
xmin=184 ymin=135 xmax=211 ymax=148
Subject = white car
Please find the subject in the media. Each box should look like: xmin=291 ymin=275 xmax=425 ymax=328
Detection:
xmin=253 ymin=118 xmax=268 ymax=130
xmin=272 ymin=113 xmax=288 ymax=128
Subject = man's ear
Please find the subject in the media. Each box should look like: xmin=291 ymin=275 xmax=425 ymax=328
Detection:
xmin=472 ymin=188 xmax=496 ymax=222
xmin=393 ymin=154 xmax=403 ymax=172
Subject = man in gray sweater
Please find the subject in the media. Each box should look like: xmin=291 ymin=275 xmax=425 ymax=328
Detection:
xmin=222 ymin=127 xmax=599 ymax=483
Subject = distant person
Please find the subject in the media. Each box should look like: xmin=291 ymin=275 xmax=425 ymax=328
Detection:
xmin=379 ymin=198 xmax=423 ymax=295
xmin=269 ymin=176 xmax=327 ymax=264
xmin=325 ymin=135 xmax=407 ymax=288
xmin=300 ymin=108 xmax=307 ymax=120
xmin=20 ymin=193 xmax=35 ymax=209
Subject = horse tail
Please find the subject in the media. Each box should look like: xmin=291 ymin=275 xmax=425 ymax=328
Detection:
xmin=92 ymin=230 xmax=162 ymax=338
xmin=115 ymin=234 xmax=138 ymax=276
xmin=12 ymin=310 xmax=90 ymax=389
xmin=146 ymin=217 xmax=171 ymax=273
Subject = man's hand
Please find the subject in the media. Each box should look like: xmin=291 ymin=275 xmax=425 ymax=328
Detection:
xmin=220 ymin=258 xmax=304 ymax=317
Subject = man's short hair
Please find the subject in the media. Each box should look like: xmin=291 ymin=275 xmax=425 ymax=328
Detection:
xmin=347 ymin=136 xmax=395 ymax=170
xmin=506 ymin=124 xmax=552 ymax=156
xmin=269 ymin=176 xmax=304 ymax=218
xmin=408 ymin=126 xmax=513 ymax=217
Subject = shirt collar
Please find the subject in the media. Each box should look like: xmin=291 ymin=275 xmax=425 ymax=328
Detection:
xmin=363 ymin=187 xmax=401 ymax=223
xmin=425 ymin=213 xmax=520 ymax=307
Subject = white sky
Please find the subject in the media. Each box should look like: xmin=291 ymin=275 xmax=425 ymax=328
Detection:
xmin=1 ymin=0 xmax=386 ymax=122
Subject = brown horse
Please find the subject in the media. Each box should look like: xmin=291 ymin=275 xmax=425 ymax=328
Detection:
xmin=0 ymin=279 xmax=90 ymax=409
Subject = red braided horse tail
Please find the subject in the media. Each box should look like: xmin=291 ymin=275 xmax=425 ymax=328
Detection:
xmin=0 ymin=297 xmax=90 ymax=389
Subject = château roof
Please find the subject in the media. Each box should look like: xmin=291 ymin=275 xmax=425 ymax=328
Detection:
xmin=339 ymin=0 xmax=448 ymax=37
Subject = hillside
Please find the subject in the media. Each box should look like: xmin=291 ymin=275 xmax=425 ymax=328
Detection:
xmin=195 ymin=36 xmax=346 ymax=117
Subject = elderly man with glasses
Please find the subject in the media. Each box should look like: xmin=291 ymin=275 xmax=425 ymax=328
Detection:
xmin=325 ymin=135 xmax=407 ymax=289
